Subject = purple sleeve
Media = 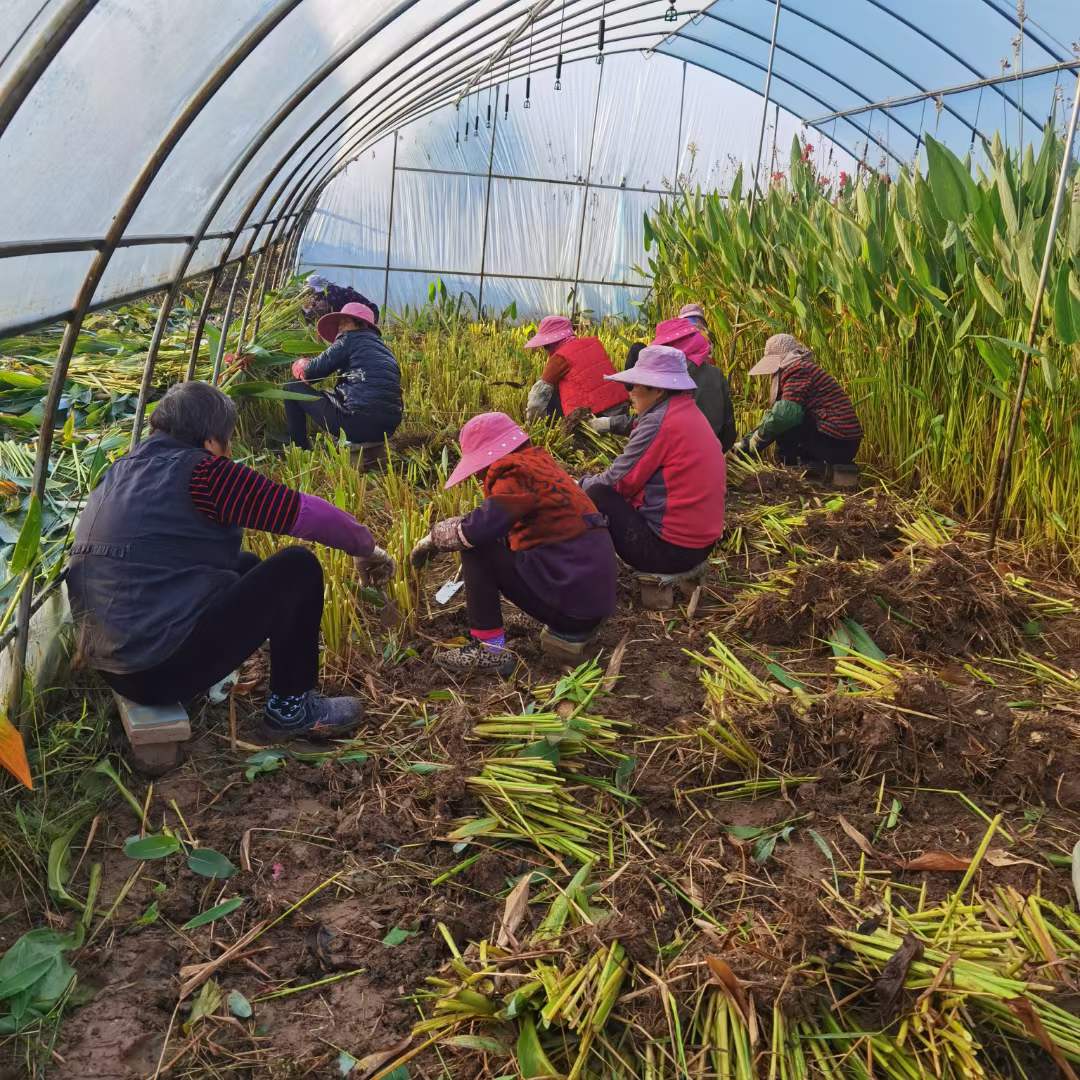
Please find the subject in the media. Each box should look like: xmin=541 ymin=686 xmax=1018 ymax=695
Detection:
xmin=460 ymin=497 xmax=516 ymax=548
xmin=289 ymin=493 xmax=375 ymax=556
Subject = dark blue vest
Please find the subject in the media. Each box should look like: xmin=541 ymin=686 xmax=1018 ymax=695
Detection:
xmin=66 ymin=434 xmax=243 ymax=674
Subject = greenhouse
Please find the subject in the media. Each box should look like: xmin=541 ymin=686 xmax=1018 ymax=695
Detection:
xmin=1 ymin=1 xmax=1079 ymax=1076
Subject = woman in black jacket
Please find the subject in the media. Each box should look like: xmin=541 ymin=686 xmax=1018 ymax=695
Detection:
xmin=285 ymin=302 xmax=403 ymax=449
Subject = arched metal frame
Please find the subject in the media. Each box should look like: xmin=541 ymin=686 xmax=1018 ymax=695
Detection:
xmin=4 ymin=0 xmax=1077 ymax=715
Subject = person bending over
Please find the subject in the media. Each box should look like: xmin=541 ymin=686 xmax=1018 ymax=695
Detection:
xmin=410 ymin=412 xmax=617 ymax=676
xmin=67 ymin=382 xmax=394 ymax=741
xmin=301 ymin=274 xmax=380 ymax=327
xmin=522 ymin=315 xmax=628 ymax=426
xmin=285 ymin=302 xmax=402 ymax=450
xmin=581 ymin=346 xmax=726 ymax=575
xmin=733 ymin=333 xmax=861 ymax=465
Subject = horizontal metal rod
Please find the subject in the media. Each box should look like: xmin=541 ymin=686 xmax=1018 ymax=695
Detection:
xmin=299 ymin=259 xmax=648 ymax=291
xmin=807 ymin=58 xmax=1080 ymax=124
xmin=0 ymin=247 xmax=265 ymax=340
xmin=0 ymin=216 xmax=300 ymax=261
xmin=392 ymin=163 xmax=678 ymax=198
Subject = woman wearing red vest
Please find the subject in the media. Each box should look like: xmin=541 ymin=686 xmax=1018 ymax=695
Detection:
xmin=523 ymin=315 xmax=629 ymax=425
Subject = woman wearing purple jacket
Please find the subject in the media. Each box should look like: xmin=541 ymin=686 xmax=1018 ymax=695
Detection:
xmin=67 ymin=382 xmax=393 ymax=741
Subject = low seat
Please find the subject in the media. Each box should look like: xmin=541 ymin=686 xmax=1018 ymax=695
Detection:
xmin=112 ymin=692 xmax=190 ymax=775
xmin=348 ymin=442 xmax=387 ymax=471
xmin=539 ymin=626 xmax=598 ymax=664
xmin=634 ymin=562 xmax=708 ymax=611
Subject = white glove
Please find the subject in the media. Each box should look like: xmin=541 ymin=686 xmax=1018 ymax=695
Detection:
xmin=525 ymin=379 xmax=555 ymax=423
xmin=587 ymin=416 xmax=612 ymax=434
xmin=355 ymin=545 xmax=395 ymax=587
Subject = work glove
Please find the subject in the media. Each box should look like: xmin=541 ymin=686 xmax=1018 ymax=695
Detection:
xmin=410 ymin=517 xmax=471 ymax=570
xmin=730 ymin=434 xmax=753 ymax=457
xmin=524 ymin=379 xmax=554 ymax=424
xmin=291 ymin=357 xmax=311 ymax=382
xmin=587 ymin=416 xmax=612 ymax=434
xmin=355 ymin=545 xmax=395 ymax=587
xmin=410 ymin=534 xmax=437 ymax=569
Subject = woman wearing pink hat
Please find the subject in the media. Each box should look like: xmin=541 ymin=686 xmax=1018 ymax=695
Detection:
xmin=410 ymin=412 xmax=617 ymax=674
xmin=522 ymin=315 xmax=629 ymax=426
xmin=285 ymin=302 xmax=402 ymax=449
xmin=733 ymin=334 xmax=861 ymax=468
xmin=581 ymin=346 xmax=726 ymax=574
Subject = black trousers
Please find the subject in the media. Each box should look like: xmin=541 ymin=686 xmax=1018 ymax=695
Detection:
xmin=103 ymin=547 xmax=323 ymax=706
xmin=775 ymin=417 xmax=860 ymax=465
xmin=585 ymin=484 xmax=713 ymax=575
xmin=461 ymin=542 xmax=601 ymax=636
xmin=283 ymin=381 xmax=395 ymax=450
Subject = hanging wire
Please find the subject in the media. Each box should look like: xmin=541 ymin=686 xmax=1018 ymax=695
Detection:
xmin=555 ymin=1 xmax=565 ymax=89
xmin=504 ymin=43 xmax=511 ymax=117
xmin=524 ymin=21 xmax=533 ymax=108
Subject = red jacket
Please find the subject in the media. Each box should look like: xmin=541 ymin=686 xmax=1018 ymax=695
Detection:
xmin=543 ymin=337 xmax=629 ymax=415
xmin=583 ymin=393 xmax=725 ymax=548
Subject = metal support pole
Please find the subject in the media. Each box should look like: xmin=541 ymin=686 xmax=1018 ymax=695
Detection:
xmin=252 ymin=240 xmax=282 ymax=340
xmin=988 ymin=73 xmax=1080 ymax=551
xmin=130 ymin=285 xmax=179 ymax=449
xmin=236 ymin=245 xmax=270 ymax=348
xmin=725 ymin=0 xmax=782 ymax=372
xmin=212 ymin=258 xmax=246 ymax=385
xmin=476 ymin=96 xmax=501 ymax=317
xmin=571 ymin=60 xmax=606 ymax=318
xmin=750 ymin=0 xmax=783 ymax=208
xmin=673 ymin=60 xmax=687 ymax=188
xmin=186 ymin=265 xmax=225 ymax=381
xmin=383 ymin=131 xmax=400 ymax=311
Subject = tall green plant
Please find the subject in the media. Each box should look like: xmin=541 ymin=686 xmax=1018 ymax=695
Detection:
xmin=644 ymin=128 xmax=1080 ymax=563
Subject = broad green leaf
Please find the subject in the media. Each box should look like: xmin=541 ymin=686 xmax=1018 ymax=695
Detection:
xmin=181 ymin=897 xmax=244 ymax=930
xmin=186 ymin=848 xmax=237 ymax=879
xmin=517 ymin=1014 xmax=559 ymax=1078
xmin=381 ymin=926 xmax=417 ymax=947
xmin=123 ymin=833 xmax=181 ymax=861
xmin=925 ymin=136 xmax=977 ymax=222
xmin=9 ymin=495 xmax=41 ymax=576
xmin=1052 ymin=262 xmax=1078 ymax=345
xmin=973 ymin=264 xmax=1007 ymax=317
xmin=0 ymin=371 xmax=43 ymax=389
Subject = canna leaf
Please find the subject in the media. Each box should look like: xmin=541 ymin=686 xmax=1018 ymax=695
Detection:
xmin=123 ymin=833 xmax=181 ymax=860
xmin=182 ymin=897 xmax=244 ymax=930
xmin=925 ymin=136 xmax=977 ymax=222
xmin=1052 ymin=262 xmax=1078 ymax=345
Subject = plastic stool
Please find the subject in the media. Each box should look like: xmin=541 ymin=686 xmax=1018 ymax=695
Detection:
xmin=540 ymin=627 xmax=597 ymax=663
xmin=348 ymin=442 xmax=387 ymax=471
xmin=112 ymin=692 xmax=190 ymax=775
xmin=635 ymin=562 xmax=708 ymax=611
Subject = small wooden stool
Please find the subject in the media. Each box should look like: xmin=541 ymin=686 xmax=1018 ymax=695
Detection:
xmin=348 ymin=442 xmax=387 ymax=471
xmin=539 ymin=627 xmax=596 ymax=663
xmin=112 ymin=693 xmax=190 ymax=775
xmin=635 ymin=562 xmax=709 ymax=611
xmin=831 ymin=463 xmax=860 ymax=489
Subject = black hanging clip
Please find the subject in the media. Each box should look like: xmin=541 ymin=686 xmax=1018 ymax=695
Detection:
xmin=555 ymin=53 xmax=563 ymax=90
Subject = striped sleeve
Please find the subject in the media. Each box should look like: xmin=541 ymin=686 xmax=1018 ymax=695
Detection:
xmin=190 ymin=456 xmax=301 ymax=534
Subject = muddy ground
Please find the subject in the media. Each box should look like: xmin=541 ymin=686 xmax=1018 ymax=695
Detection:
xmin=2 ymin=468 xmax=1077 ymax=1079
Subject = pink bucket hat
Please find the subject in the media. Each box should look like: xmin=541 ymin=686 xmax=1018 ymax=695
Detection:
xmin=748 ymin=333 xmax=809 ymax=376
xmin=652 ymin=318 xmax=711 ymax=367
xmin=445 ymin=412 xmax=529 ymax=489
xmin=524 ymin=315 xmax=574 ymax=349
xmin=605 ymin=345 xmax=696 ymax=391
xmin=316 ymin=301 xmax=377 ymax=344
xmin=678 ymin=303 xmax=706 ymax=322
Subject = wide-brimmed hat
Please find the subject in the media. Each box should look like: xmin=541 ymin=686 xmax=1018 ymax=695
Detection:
xmin=604 ymin=345 xmax=696 ymax=391
xmin=524 ymin=315 xmax=574 ymax=349
xmin=678 ymin=303 xmax=706 ymax=322
xmin=652 ymin=317 xmax=699 ymax=347
xmin=445 ymin=412 xmax=529 ymax=489
xmin=748 ymin=333 xmax=808 ymax=376
xmin=316 ymin=302 xmax=377 ymax=344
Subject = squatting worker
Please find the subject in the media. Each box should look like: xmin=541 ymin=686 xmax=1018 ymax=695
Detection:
xmin=733 ymin=333 xmax=862 ymax=465
xmin=590 ymin=317 xmax=736 ymax=450
xmin=522 ymin=315 xmax=629 ymax=426
xmin=581 ymin=346 xmax=726 ymax=575
xmin=285 ymin=301 xmax=402 ymax=450
xmin=301 ymin=274 xmax=380 ymax=327
xmin=67 ymin=382 xmax=395 ymax=741
xmin=410 ymin=412 xmax=617 ymax=676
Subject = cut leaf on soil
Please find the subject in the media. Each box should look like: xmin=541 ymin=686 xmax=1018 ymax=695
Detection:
xmin=381 ymin=927 xmax=417 ymax=948
xmin=182 ymin=897 xmax=244 ymax=930
xmin=123 ymin=833 xmax=181 ymax=860
xmin=187 ymin=847 xmax=238 ymax=879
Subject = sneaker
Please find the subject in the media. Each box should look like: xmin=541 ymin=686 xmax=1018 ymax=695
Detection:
xmin=435 ymin=639 xmax=518 ymax=677
xmin=261 ymin=691 xmax=366 ymax=742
